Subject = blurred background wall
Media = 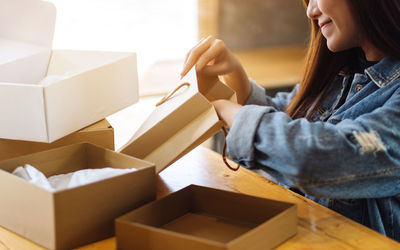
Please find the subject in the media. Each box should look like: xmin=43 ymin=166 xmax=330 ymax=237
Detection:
xmin=199 ymin=0 xmax=310 ymax=50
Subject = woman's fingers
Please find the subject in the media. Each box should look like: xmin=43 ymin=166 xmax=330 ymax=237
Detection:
xmin=183 ymin=37 xmax=206 ymax=66
xmin=181 ymin=36 xmax=215 ymax=77
xmin=195 ymin=40 xmax=224 ymax=71
xmin=201 ymin=61 xmax=231 ymax=75
xmin=199 ymin=42 xmax=237 ymax=75
xmin=181 ymin=36 xmax=239 ymax=81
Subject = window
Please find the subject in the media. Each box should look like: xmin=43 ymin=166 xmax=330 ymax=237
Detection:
xmin=47 ymin=0 xmax=198 ymax=77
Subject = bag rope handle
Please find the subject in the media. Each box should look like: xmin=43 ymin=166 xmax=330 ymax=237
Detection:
xmin=221 ymin=126 xmax=240 ymax=171
xmin=156 ymin=82 xmax=191 ymax=107
xmin=155 ymin=82 xmax=240 ymax=171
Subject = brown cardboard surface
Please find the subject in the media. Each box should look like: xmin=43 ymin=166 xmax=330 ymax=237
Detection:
xmin=116 ymin=185 xmax=297 ymax=250
xmin=119 ymin=68 xmax=236 ymax=173
xmin=0 ymin=143 xmax=156 ymax=250
xmin=0 ymin=119 xmax=114 ymax=161
xmin=161 ymin=212 xmax=254 ymax=243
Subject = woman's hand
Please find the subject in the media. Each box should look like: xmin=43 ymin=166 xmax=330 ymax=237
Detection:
xmin=212 ymin=100 xmax=242 ymax=128
xmin=180 ymin=36 xmax=252 ymax=105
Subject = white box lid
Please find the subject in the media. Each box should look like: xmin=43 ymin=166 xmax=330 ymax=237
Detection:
xmin=0 ymin=0 xmax=56 ymax=83
xmin=0 ymin=0 xmax=56 ymax=47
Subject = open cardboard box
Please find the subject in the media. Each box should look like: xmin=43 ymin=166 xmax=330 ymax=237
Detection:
xmin=0 ymin=143 xmax=156 ymax=250
xmin=0 ymin=119 xmax=114 ymax=161
xmin=0 ymin=0 xmax=138 ymax=142
xmin=116 ymin=185 xmax=297 ymax=250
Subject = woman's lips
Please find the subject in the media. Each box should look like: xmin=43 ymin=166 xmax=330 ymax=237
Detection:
xmin=320 ymin=20 xmax=332 ymax=29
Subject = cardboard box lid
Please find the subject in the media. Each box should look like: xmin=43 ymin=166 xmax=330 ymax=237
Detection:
xmin=119 ymin=68 xmax=236 ymax=173
xmin=0 ymin=0 xmax=55 ymax=47
xmin=0 ymin=0 xmax=56 ymax=83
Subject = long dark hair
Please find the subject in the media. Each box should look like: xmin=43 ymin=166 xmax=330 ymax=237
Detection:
xmin=286 ymin=0 xmax=400 ymax=119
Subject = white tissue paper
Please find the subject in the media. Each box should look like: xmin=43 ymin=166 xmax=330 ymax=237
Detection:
xmin=12 ymin=164 xmax=136 ymax=192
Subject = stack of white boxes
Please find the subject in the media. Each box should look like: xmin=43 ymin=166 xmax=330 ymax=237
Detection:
xmin=0 ymin=0 xmax=139 ymax=158
xmin=0 ymin=1 xmax=154 ymax=249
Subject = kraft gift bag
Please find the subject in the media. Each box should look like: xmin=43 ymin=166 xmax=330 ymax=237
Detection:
xmin=119 ymin=67 xmax=238 ymax=173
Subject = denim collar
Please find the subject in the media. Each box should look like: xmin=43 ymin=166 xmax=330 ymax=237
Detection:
xmin=365 ymin=56 xmax=400 ymax=88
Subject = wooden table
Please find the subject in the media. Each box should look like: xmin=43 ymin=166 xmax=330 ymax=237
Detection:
xmin=1 ymin=146 xmax=399 ymax=249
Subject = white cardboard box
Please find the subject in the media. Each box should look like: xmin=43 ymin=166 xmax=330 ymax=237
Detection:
xmin=0 ymin=0 xmax=138 ymax=142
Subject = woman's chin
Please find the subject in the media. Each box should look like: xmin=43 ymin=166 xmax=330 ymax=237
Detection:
xmin=326 ymin=41 xmax=339 ymax=52
xmin=326 ymin=38 xmax=356 ymax=53
xmin=326 ymin=42 xmax=348 ymax=53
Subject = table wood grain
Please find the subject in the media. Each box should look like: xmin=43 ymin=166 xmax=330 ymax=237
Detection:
xmin=1 ymin=146 xmax=399 ymax=249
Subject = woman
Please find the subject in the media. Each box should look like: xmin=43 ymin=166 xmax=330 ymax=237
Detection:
xmin=181 ymin=0 xmax=400 ymax=241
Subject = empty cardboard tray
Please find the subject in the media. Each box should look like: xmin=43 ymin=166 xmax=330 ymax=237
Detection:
xmin=0 ymin=143 xmax=156 ymax=250
xmin=116 ymin=185 xmax=297 ymax=250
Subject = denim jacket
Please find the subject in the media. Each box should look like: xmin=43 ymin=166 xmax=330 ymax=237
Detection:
xmin=226 ymin=56 xmax=400 ymax=241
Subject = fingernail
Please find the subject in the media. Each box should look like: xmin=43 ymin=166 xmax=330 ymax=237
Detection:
xmin=180 ymin=71 xmax=185 ymax=79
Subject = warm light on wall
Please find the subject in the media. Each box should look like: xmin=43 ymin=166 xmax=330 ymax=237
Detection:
xmin=47 ymin=0 xmax=198 ymax=77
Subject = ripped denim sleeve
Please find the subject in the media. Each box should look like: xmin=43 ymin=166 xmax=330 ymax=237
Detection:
xmin=226 ymin=92 xmax=400 ymax=199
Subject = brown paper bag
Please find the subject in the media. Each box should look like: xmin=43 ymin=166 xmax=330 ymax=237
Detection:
xmin=119 ymin=68 xmax=236 ymax=173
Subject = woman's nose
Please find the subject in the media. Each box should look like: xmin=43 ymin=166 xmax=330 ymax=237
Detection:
xmin=306 ymin=0 xmax=321 ymax=20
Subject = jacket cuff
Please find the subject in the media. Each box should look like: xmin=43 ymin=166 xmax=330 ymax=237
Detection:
xmin=226 ymin=105 xmax=275 ymax=164
xmin=245 ymin=79 xmax=268 ymax=106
